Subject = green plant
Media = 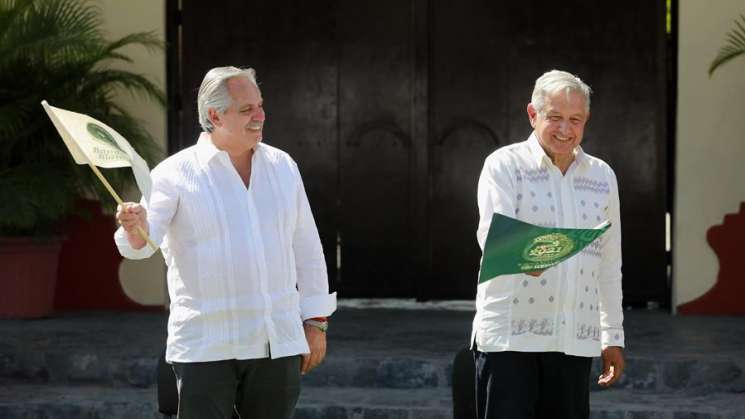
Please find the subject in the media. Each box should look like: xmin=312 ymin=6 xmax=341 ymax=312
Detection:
xmin=709 ymin=14 xmax=745 ymax=76
xmin=0 ymin=0 xmax=165 ymax=236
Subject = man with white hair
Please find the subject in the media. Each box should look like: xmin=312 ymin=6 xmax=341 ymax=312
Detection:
xmin=471 ymin=70 xmax=625 ymax=419
xmin=115 ymin=66 xmax=336 ymax=419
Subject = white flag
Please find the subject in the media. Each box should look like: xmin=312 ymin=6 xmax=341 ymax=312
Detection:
xmin=41 ymin=100 xmax=153 ymax=201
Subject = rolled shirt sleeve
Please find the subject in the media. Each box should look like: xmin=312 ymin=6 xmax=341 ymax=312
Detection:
xmin=290 ymin=162 xmax=337 ymax=320
xmin=597 ymin=168 xmax=624 ymax=348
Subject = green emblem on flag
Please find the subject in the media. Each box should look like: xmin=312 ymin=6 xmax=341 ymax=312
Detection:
xmin=522 ymin=233 xmax=574 ymax=263
xmin=86 ymin=122 xmax=125 ymax=153
xmin=85 ymin=122 xmax=129 ymax=163
xmin=478 ymin=213 xmax=611 ymax=283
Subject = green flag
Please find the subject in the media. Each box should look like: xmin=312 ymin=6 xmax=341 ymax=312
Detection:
xmin=479 ymin=213 xmax=611 ymax=283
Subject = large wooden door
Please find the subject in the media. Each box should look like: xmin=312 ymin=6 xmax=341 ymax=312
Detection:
xmin=169 ymin=0 xmax=668 ymax=304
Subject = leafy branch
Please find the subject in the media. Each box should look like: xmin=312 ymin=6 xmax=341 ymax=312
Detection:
xmin=709 ymin=14 xmax=745 ymax=77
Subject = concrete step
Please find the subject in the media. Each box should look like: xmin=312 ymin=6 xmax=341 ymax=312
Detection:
xmin=0 ymin=384 xmax=159 ymax=419
xmin=2 ymin=309 xmax=745 ymax=394
xmin=0 ymin=384 xmax=451 ymax=419
xmin=309 ymin=353 xmax=745 ymax=394
xmin=589 ymin=355 xmax=745 ymax=394
xmin=296 ymin=386 xmax=452 ymax=419
xmin=3 ymin=344 xmax=745 ymax=395
xmin=2 ymin=384 xmax=744 ymax=419
xmin=0 ymin=347 xmax=159 ymax=388
xmin=3 ymin=308 xmax=745 ymax=418
xmin=589 ymin=388 xmax=745 ymax=419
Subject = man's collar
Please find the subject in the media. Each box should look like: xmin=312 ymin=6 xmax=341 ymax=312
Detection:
xmin=527 ymin=132 xmax=588 ymax=169
xmin=527 ymin=132 xmax=549 ymax=166
xmin=196 ymin=132 xmax=222 ymax=163
xmin=196 ymin=132 xmax=264 ymax=165
xmin=574 ymin=144 xmax=588 ymax=168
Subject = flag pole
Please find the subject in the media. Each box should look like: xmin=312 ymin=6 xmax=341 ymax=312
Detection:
xmin=86 ymin=163 xmax=158 ymax=252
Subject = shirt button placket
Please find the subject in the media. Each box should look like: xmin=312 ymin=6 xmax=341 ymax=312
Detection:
xmin=247 ymin=189 xmax=276 ymax=357
xmin=561 ymin=170 xmax=579 ymax=348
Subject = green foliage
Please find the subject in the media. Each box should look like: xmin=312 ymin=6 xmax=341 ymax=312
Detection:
xmin=0 ymin=0 xmax=165 ymax=236
xmin=709 ymin=14 xmax=745 ymax=77
xmin=666 ymin=0 xmax=671 ymax=35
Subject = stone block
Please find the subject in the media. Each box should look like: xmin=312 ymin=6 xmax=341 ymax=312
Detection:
xmin=363 ymin=408 xmax=409 ymax=419
xmin=376 ymin=358 xmax=438 ymax=388
xmin=672 ymin=413 xmax=715 ymax=419
xmin=67 ymin=353 xmax=103 ymax=383
xmin=663 ymin=360 xmax=743 ymax=391
xmin=111 ymin=357 xmax=157 ymax=388
xmin=589 ymin=410 xmax=626 ymax=419
xmin=412 ymin=408 xmax=450 ymax=419
xmin=618 ymin=358 xmax=659 ymax=391
xmin=627 ymin=411 xmax=671 ymax=419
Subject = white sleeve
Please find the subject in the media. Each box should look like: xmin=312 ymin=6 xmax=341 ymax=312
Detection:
xmin=114 ymin=166 xmax=178 ymax=260
xmin=476 ymin=153 xmax=517 ymax=251
xmin=597 ymin=168 xmax=624 ymax=348
xmin=290 ymin=162 xmax=336 ymax=319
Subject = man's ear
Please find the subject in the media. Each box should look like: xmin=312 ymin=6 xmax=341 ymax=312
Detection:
xmin=527 ymin=103 xmax=538 ymax=128
xmin=208 ymin=108 xmax=221 ymax=128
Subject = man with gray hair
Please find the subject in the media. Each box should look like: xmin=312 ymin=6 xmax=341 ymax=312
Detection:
xmin=115 ymin=66 xmax=336 ymax=419
xmin=471 ymin=70 xmax=624 ymax=419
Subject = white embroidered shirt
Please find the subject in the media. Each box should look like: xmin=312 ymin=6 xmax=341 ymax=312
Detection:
xmin=115 ymin=133 xmax=337 ymax=363
xmin=471 ymin=133 xmax=624 ymax=357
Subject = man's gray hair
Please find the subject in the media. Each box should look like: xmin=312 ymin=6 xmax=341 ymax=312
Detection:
xmin=197 ymin=66 xmax=259 ymax=132
xmin=531 ymin=70 xmax=592 ymax=114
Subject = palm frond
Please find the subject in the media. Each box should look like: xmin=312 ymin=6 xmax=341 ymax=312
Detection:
xmin=0 ymin=99 xmax=38 ymax=144
xmin=78 ymin=69 xmax=167 ymax=106
xmin=105 ymin=32 xmax=164 ymax=55
xmin=0 ymin=0 xmax=101 ymax=65
xmin=0 ymin=0 xmax=165 ymax=236
xmin=0 ymin=0 xmax=34 ymax=39
xmin=709 ymin=14 xmax=745 ymax=76
xmin=0 ymin=163 xmax=75 ymax=235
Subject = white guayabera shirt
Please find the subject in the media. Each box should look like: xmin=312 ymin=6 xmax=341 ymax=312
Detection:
xmin=471 ymin=133 xmax=624 ymax=357
xmin=115 ymin=133 xmax=337 ymax=363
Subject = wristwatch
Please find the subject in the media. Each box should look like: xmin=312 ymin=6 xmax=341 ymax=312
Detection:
xmin=304 ymin=319 xmax=328 ymax=332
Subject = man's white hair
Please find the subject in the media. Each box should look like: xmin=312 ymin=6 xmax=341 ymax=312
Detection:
xmin=531 ymin=70 xmax=592 ymax=114
xmin=197 ymin=66 xmax=259 ymax=132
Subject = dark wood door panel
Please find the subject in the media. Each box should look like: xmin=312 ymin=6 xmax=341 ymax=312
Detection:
xmin=337 ymin=0 xmax=417 ymax=297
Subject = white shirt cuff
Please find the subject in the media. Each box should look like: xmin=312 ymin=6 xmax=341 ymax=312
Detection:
xmin=301 ymin=292 xmax=337 ymax=319
xmin=114 ymin=227 xmax=156 ymax=260
xmin=601 ymin=328 xmax=625 ymax=349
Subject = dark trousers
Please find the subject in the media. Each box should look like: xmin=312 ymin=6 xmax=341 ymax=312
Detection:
xmin=473 ymin=349 xmax=592 ymax=419
xmin=171 ymin=356 xmax=301 ymax=419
